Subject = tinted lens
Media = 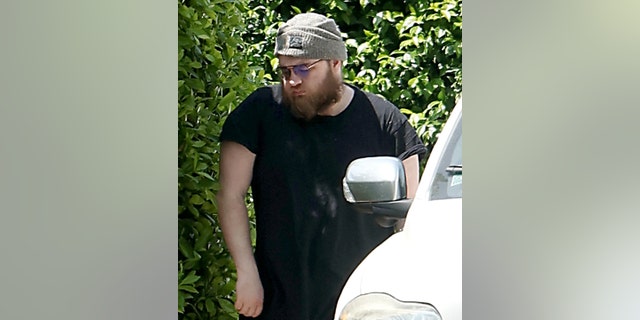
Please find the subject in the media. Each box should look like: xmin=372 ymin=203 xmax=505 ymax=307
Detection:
xmin=292 ymin=65 xmax=310 ymax=78
xmin=280 ymin=59 xmax=322 ymax=79
xmin=279 ymin=60 xmax=320 ymax=80
xmin=279 ymin=65 xmax=309 ymax=79
xmin=280 ymin=68 xmax=292 ymax=79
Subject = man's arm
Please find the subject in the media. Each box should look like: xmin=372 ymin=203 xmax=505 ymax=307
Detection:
xmin=402 ymin=154 xmax=420 ymax=199
xmin=216 ymin=141 xmax=263 ymax=317
xmin=394 ymin=154 xmax=420 ymax=232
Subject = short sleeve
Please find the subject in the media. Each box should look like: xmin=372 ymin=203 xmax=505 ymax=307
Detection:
xmin=392 ymin=116 xmax=428 ymax=161
xmin=219 ymin=87 xmax=272 ymax=154
xmin=364 ymin=91 xmax=428 ymax=161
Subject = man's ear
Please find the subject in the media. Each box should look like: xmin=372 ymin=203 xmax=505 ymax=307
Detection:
xmin=331 ymin=59 xmax=342 ymax=69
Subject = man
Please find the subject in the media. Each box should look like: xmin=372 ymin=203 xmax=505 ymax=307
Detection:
xmin=216 ymin=12 xmax=427 ymax=319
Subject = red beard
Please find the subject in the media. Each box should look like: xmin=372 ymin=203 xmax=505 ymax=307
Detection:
xmin=281 ymin=67 xmax=343 ymax=121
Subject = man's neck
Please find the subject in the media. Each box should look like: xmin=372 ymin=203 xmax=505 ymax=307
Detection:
xmin=318 ymin=84 xmax=354 ymax=117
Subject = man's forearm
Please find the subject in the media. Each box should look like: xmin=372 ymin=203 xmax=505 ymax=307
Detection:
xmin=217 ymin=192 xmax=258 ymax=274
xmin=403 ymin=154 xmax=420 ymax=199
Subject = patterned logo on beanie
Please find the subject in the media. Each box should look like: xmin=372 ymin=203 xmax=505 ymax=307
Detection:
xmin=289 ymin=36 xmax=304 ymax=49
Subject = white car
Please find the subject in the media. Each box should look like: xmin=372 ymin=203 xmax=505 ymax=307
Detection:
xmin=336 ymin=102 xmax=462 ymax=320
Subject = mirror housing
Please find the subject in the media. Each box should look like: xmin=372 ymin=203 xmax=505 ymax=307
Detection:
xmin=343 ymin=156 xmax=406 ymax=203
xmin=342 ymin=157 xmax=413 ymax=227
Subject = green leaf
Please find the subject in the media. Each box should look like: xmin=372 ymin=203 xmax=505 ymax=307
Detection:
xmin=218 ymin=90 xmax=236 ymax=109
xmin=187 ymin=203 xmax=199 ymax=217
xmin=412 ymin=36 xmax=421 ymax=47
xmin=180 ymin=272 xmax=201 ymax=285
xmin=195 ymin=162 xmax=208 ymax=171
xmin=179 ymin=284 xmax=199 ymax=294
xmin=345 ymin=39 xmax=358 ymax=48
xmin=400 ymin=16 xmax=417 ymax=33
xmin=178 ymin=5 xmax=193 ymax=19
xmin=335 ymin=0 xmax=348 ymax=11
xmin=400 ymin=108 xmax=413 ymax=115
xmin=442 ymin=9 xmax=452 ymax=22
xmin=184 ymin=79 xmax=205 ymax=93
xmin=192 ymin=28 xmax=211 ymax=40
xmin=357 ymin=42 xmax=370 ymax=54
xmin=218 ymin=298 xmax=236 ymax=314
xmin=363 ymin=29 xmax=376 ymax=37
xmin=206 ymin=299 xmax=217 ymax=315
xmin=427 ymin=100 xmax=443 ymax=110
xmin=221 ymin=278 xmax=236 ymax=296
xmin=400 ymin=39 xmax=414 ymax=49
xmin=190 ymin=194 xmax=204 ymax=205
xmin=193 ymin=229 xmax=211 ymax=251
xmin=191 ymin=140 xmax=206 ymax=148
xmin=408 ymin=77 xmax=419 ymax=88
xmin=178 ymin=292 xmax=185 ymax=313
xmin=178 ymin=238 xmax=194 ymax=259
xmin=212 ymin=48 xmax=223 ymax=62
xmin=195 ymin=171 xmax=215 ymax=181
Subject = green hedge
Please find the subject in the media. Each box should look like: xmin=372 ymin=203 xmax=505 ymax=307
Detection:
xmin=178 ymin=0 xmax=261 ymax=318
xmin=178 ymin=0 xmax=461 ymax=318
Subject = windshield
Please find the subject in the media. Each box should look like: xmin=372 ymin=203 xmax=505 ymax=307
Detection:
xmin=429 ymin=118 xmax=462 ymax=200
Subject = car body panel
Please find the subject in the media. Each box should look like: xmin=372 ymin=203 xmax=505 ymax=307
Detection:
xmin=334 ymin=103 xmax=462 ymax=320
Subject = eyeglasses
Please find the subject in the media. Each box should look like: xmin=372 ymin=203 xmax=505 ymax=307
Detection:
xmin=278 ymin=59 xmax=323 ymax=80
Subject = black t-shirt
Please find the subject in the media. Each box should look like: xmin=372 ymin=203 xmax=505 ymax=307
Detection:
xmin=220 ymin=84 xmax=426 ymax=320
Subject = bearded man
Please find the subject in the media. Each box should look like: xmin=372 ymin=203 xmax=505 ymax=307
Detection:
xmin=216 ymin=12 xmax=427 ymax=320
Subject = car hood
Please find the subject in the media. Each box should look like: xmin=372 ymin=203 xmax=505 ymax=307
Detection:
xmin=334 ymin=198 xmax=461 ymax=320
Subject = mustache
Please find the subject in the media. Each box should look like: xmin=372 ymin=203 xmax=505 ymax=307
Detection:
xmin=281 ymin=75 xmax=343 ymax=121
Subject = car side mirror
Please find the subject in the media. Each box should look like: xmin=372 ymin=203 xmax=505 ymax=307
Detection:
xmin=342 ymin=156 xmax=413 ymax=227
xmin=342 ymin=156 xmax=407 ymax=203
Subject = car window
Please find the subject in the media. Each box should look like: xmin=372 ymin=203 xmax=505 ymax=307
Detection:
xmin=429 ymin=119 xmax=462 ymax=200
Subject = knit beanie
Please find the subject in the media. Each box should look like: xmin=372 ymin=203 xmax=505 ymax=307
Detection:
xmin=274 ymin=12 xmax=348 ymax=61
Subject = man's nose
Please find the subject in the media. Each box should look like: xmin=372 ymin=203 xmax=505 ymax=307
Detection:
xmin=287 ymin=72 xmax=302 ymax=86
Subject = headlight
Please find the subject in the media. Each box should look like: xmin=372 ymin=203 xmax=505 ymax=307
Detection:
xmin=339 ymin=292 xmax=441 ymax=320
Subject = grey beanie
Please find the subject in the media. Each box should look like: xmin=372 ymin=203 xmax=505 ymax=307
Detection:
xmin=274 ymin=12 xmax=348 ymax=61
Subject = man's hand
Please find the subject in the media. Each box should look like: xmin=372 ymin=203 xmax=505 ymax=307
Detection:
xmin=235 ymin=270 xmax=264 ymax=317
